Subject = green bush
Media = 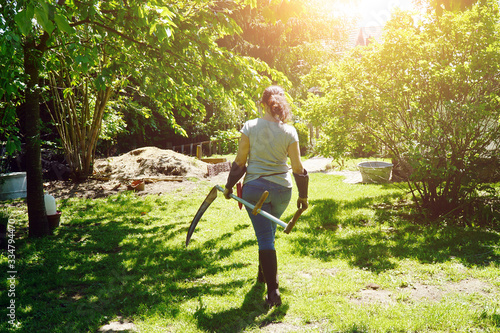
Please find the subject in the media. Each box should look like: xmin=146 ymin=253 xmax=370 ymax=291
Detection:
xmin=210 ymin=129 xmax=240 ymax=154
xmin=294 ymin=122 xmax=310 ymax=155
xmin=302 ymin=2 xmax=500 ymax=218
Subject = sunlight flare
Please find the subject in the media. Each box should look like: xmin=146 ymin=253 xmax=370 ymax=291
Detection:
xmin=317 ymin=0 xmax=414 ymax=26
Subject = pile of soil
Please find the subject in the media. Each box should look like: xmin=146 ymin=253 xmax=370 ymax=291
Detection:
xmin=45 ymin=147 xmax=228 ymax=199
xmin=93 ymin=146 xmax=209 ymax=181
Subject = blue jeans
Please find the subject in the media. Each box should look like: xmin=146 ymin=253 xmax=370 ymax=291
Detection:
xmin=242 ymin=178 xmax=292 ymax=250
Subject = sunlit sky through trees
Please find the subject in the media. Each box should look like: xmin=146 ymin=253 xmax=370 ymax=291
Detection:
xmin=320 ymin=0 xmax=415 ymax=27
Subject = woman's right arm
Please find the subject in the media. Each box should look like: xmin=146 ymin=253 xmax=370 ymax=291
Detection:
xmin=234 ymin=133 xmax=250 ymax=167
xmin=224 ymin=134 xmax=250 ymax=199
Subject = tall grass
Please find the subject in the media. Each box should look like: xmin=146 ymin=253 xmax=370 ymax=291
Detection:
xmin=1 ymin=173 xmax=499 ymax=332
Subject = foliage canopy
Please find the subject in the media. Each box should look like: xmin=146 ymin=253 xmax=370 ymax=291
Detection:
xmin=0 ymin=0 xmax=291 ymax=235
xmin=302 ymin=0 xmax=500 ymax=216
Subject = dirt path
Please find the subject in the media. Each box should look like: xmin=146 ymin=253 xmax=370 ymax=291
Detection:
xmin=303 ymin=156 xmax=363 ymax=184
xmin=301 ymin=156 xmax=333 ymax=173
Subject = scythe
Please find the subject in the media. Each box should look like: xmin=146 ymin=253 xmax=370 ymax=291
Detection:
xmin=186 ymin=185 xmax=294 ymax=247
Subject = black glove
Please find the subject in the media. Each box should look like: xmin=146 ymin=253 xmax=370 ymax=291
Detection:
xmin=293 ymin=169 xmax=309 ymax=199
xmin=225 ymin=162 xmax=246 ymax=192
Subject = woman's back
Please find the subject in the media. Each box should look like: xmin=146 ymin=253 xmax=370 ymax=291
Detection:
xmin=242 ymin=118 xmax=298 ymax=187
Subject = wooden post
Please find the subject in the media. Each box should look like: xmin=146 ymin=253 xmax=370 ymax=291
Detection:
xmin=197 ymin=144 xmax=202 ymax=159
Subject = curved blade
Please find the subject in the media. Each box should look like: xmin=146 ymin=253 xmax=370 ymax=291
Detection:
xmin=186 ymin=186 xmax=218 ymax=247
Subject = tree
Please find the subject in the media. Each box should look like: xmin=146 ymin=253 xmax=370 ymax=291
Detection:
xmin=3 ymin=0 xmax=288 ymax=236
xmin=303 ymin=1 xmax=500 ymax=217
xmin=0 ymin=4 xmax=23 ymax=168
xmin=7 ymin=0 xmax=65 ymax=237
xmin=219 ymin=0 xmax=355 ymax=98
xmin=44 ymin=0 xmax=289 ymax=179
xmin=99 ymin=1 xmax=354 ymax=151
xmin=414 ymin=0 xmax=478 ymax=12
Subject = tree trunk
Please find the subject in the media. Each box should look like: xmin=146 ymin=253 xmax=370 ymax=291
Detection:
xmin=19 ymin=38 xmax=49 ymax=237
xmin=48 ymin=70 xmax=114 ymax=181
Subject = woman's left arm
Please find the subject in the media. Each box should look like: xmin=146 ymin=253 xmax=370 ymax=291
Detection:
xmin=288 ymin=141 xmax=304 ymax=174
xmin=288 ymin=141 xmax=309 ymax=210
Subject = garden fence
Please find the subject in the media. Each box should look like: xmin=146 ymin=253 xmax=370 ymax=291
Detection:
xmin=172 ymin=137 xmax=239 ymax=159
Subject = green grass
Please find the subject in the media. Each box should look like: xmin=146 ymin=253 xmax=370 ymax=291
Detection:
xmin=1 ymin=173 xmax=500 ymax=332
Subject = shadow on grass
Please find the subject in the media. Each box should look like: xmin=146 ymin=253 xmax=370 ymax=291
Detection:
xmin=290 ymin=197 xmax=500 ymax=274
xmin=0 ymin=192 xmax=262 ymax=332
xmin=194 ymin=282 xmax=289 ymax=332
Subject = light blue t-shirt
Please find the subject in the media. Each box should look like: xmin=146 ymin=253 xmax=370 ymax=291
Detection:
xmin=241 ymin=118 xmax=299 ymax=188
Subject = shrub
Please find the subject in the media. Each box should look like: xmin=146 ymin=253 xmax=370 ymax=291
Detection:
xmin=293 ymin=122 xmax=310 ymax=155
xmin=211 ymin=129 xmax=240 ymax=154
xmin=303 ymin=1 xmax=500 ymax=218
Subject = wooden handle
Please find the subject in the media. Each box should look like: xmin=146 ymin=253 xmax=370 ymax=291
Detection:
xmin=252 ymin=191 xmax=269 ymax=215
xmin=215 ymin=185 xmax=288 ymax=229
xmin=284 ymin=209 xmax=304 ymax=234
xmin=236 ymin=182 xmax=243 ymax=210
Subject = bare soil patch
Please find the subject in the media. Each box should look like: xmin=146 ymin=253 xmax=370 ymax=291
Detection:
xmin=351 ymin=278 xmax=496 ymax=305
xmin=97 ymin=316 xmax=137 ymax=332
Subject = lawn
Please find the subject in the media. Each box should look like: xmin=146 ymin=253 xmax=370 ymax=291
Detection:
xmin=1 ymin=172 xmax=499 ymax=332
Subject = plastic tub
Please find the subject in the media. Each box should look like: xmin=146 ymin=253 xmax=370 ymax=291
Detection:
xmin=0 ymin=172 xmax=27 ymax=201
xmin=357 ymin=161 xmax=393 ymax=183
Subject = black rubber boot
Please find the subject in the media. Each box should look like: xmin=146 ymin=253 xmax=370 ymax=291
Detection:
xmin=257 ymin=253 xmax=265 ymax=283
xmin=257 ymin=264 xmax=265 ymax=283
xmin=259 ymin=249 xmax=281 ymax=307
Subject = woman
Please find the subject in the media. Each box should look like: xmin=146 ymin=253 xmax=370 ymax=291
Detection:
xmin=223 ymin=85 xmax=309 ymax=307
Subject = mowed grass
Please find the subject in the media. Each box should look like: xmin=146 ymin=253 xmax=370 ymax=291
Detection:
xmin=1 ymin=173 xmax=499 ymax=332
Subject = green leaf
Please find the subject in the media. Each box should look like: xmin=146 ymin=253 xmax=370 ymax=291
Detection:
xmin=54 ymin=13 xmax=75 ymax=34
xmin=137 ymin=6 xmax=144 ymax=19
xmin=5 ymin=138 xmax=21 ymax=155
xmin=62 ymin=88 xmax=73 ymax=99
xmin=150 ymin=22 xmax=157 ymax=34
xmin=159 ymin=6 xmax=173 ymax=18
xmin=14 ymin=9 xmax=33 ymax=36
xmin=35 ymin=6 xmax=55 ymax=34
xmin=158 ymin=6 xmax=177 ymax=27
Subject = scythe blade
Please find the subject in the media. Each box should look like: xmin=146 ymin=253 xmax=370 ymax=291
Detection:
xmin=185 ymin=186 xmax=218 ymax=247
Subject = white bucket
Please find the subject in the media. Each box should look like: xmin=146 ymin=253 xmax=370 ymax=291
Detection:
xmin=0 ymin=172 xmax=27 ymax=201
xmin=358 ymin=161 xmax=393 ymax=184
xmin=44 ymin=194 xmax=57 ymax=215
